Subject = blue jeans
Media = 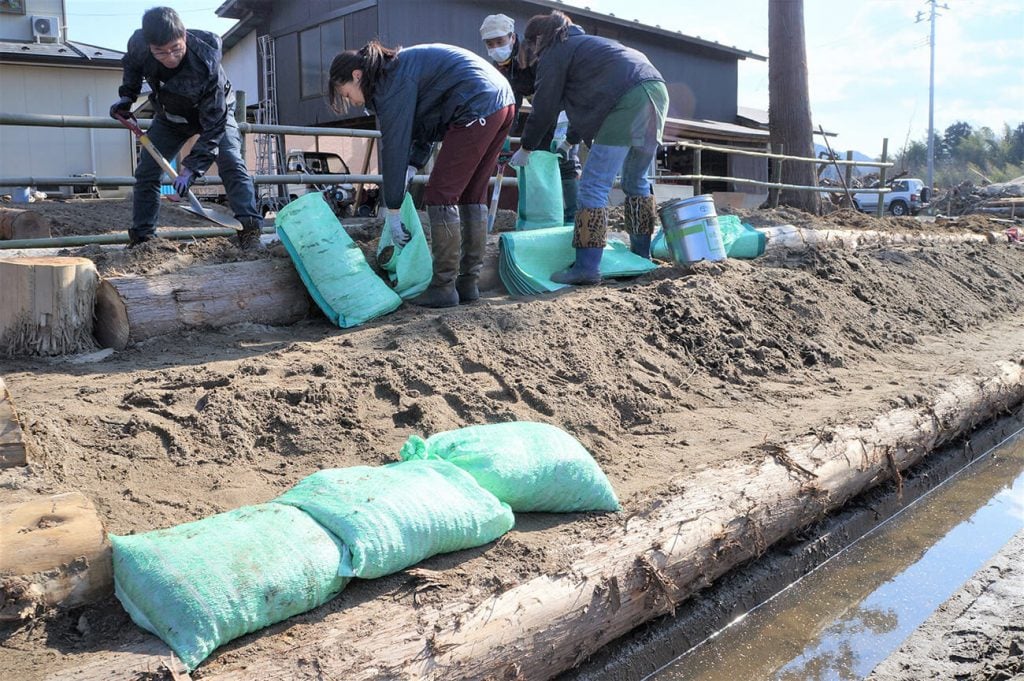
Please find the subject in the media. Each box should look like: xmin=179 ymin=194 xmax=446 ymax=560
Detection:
xmin=132 ymin=107 xmax=259 ymax=239
xmin=576 ymin=142 xmax=659 ymax=210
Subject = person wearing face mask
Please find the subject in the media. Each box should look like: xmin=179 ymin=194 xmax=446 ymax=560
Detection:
xmin=109 ymin=6 xmax=263 ymax=249
xmin=328 ymin=41 xmax=514 ymax=308
xmin=479 ymin=13 xmax=580 ymax=224
xmin=509 ymin=11 xmax=668 ymax=285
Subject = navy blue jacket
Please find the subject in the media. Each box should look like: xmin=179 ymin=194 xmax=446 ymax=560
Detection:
xmin=521 ymin=26 xmax=664 ymax=150
xmin=369 ymin=44 xmax=514 ymax=209
xmin=118 ymin=29 xmax=233 ymax=175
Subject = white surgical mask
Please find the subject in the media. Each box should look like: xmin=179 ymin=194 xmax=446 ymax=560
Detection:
xmin=488 ymin=44 xmax=513 ymax=63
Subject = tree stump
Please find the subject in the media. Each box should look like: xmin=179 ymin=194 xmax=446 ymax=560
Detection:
xmin=0 ymin=492 xmax=113 ymax=621
xmin=0 ymin=256 xmax=99 ymax=356
xmin=0 ymin=207 xmax=52 ymax=241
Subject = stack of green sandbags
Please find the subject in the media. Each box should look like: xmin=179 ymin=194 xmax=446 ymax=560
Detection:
xmin=400 ymin=421 xmax=620 ymax=513
xmin=652 ymin=214 xmax=766 ymax=261
xmin=498 ymin=226 xmax=658 ymax=295
xmin=111 ymin=504 xmax=349 ymax=671
xmin=276 ymin=192 xmax=403 ymax=327
xmin=275 ymin=460 xmax=515 ymax=579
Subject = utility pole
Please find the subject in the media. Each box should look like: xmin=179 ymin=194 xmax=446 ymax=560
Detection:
xmin=916 ymin=1 xmax=948 ymax=198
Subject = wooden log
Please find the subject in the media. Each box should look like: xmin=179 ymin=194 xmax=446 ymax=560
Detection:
xmin=0 ymin=376 xmax=28 ymax=468
xmin=0 ymin=492 xmax=113 ymax=621
xmin=46 ymin=358 xmax=1024 ymax=680
xmin=0 ymin=206 xmax=52 ymax=240
xmin=758 ymin=225 xmax=998 ymax=255
xmin=0 ymin=256 xmax=98 ymax=357
xmin=93 ymin=258 xmax=311 ymax=350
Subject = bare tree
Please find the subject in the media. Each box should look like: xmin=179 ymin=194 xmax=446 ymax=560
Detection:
xmin=768 ymin=0 xmax=820 ymax=214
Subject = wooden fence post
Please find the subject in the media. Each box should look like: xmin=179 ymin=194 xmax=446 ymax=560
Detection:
xmin=875 ymin=138 xmax=889 ymax=218
xmin=694 ymin=145 xmax=702 ymax=196
xmin=844 ymin=150 xmax=854 ymax=204
xmin=769 ymin=143 xmax=783 ymax=208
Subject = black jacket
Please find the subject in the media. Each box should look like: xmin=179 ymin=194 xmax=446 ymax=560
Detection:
xmin=521 ymin=26 xmax=664 ymax=150
xmin=369 ymin=44 xmax=514 ymax=210
xmin=118 ymin=29 xmax=233 ymax=175
xmin=492 ymin=37 xmax=536 ymax=137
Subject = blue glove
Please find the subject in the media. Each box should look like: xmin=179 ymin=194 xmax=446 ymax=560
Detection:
xmin=508 ymin=148 xmax=532 ymax=167
xmin=109 ymin=95 xmax=134 ymax=120
xmin=172 ymin=167 xmax=195 ymax=197
xmin=405 ymin=165 xmax=417 ymax=192
xmin=386 ymin=209 xmax=411 ymax=247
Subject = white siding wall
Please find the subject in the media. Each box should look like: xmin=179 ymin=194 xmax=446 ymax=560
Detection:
xmin=0 ymin=63 xmax=133 ymax=196
xmin=0 ymin=0 xmax=66 ymax=41
xmin=222 ymin=30 xmax=258 ymax=107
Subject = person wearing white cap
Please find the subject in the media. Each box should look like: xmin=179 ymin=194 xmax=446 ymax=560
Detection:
xmin=479 ymin=13 xmax=580 ymax=224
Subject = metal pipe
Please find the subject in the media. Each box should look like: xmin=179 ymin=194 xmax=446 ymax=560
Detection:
xmin=0 ymin=228 xmax=244 ymax=249
xmin=0 ymin=174 xmax=520 ymax=187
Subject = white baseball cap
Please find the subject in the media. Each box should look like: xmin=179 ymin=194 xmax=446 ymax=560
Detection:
xmin=480 ymin=14 xmax=515 ymax=40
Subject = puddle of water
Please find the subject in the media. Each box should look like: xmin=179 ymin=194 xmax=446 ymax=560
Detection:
xmin=650 ymin=431 xmax=1024 ymax=681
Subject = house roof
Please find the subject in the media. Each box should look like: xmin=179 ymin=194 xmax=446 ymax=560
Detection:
xmin=0 ymin=39 xmax=123 ymax=66
xmin=214 ymin=0 xmax=766 ymax=62
xmin=518 ymin=0 xmax=765 ymax=61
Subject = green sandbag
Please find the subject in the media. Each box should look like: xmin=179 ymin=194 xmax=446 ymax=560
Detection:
xmin=516 ymin=150 xmax=564 ymax=230
xmin=400 ymin=421 xmax=620 ymax=513
xmin=111 ymin=504 xmax=349 ymax=671
xmin=376 ymin=193 xmax=432 ymax=299
xmin=276 ymin=192 xmax=402 ymax=327
xmin=275 ymin=460 xmax=515 ymax=579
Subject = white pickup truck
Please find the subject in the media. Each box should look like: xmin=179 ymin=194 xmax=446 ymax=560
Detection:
xmin=853 ymin=178 xmax=930 ymax=216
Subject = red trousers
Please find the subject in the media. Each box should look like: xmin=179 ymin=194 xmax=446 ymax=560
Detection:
xmin=423 ymin=105 xmax=514 ymax=206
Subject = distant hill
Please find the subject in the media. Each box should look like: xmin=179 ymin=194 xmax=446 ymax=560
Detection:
xmin=814 ymin=144 xmax=876 ymax=181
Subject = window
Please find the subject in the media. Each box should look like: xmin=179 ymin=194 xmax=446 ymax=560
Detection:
xmin=299 ymin=20 xmax=346 ymax=100
xmin=299 ymin=27 xmax=321 ymax=99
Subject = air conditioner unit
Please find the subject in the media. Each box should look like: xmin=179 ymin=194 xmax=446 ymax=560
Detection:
xmin=31 ymin=16 xmax=60 ymax=43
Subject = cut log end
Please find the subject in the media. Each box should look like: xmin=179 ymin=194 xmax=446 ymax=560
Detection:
xmin=0 ymin=207 xmax=52 ymax=241
xmin=0 ymin=492 xmax=112 ymax=620
xmin=0 ymin=256 xmax=99 ymax=357
xmin=94 ymin=279 xmax=130 ymax=351
xmin=0 ymin=377 xmax=28 ymax=468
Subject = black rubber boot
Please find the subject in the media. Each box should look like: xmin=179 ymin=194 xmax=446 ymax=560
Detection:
xmin=237 ymin=217 xmax=263 ymax=251
xmin=456 ymin=203 xmax=487 ymax=303
xmin=409 ymin=205 xmax=460 ymax=308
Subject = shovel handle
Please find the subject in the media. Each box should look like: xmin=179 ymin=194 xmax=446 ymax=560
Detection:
xmin=487 ymin=165 xmax=505 ymax=233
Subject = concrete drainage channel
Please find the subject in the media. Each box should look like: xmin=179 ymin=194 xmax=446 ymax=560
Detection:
xmin=565 ymin=409 xmax=1024 ymax=681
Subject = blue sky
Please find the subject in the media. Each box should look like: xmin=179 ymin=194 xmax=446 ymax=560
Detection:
xmin=65 ymin=0 xmax=1022 ymax=158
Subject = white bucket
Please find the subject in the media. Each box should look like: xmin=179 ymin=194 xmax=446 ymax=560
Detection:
xmin=658 ymin=194 xmax=726 ymax=264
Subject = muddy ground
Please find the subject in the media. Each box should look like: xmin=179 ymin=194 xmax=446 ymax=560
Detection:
xmin=1 ymin=197 xmax=1023 ymax=679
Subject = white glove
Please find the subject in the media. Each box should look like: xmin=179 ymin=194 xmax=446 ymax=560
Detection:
xmin=405 ymin=165 xmax=417 ymax=191
xmin=508 ymin=148 xmax=532 ymax=167
xmin=386 ymin=209 xmax=410 ymax=247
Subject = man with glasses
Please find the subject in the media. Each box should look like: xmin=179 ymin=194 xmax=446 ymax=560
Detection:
xmin=110 ymin=6 xmax=263 ymax=249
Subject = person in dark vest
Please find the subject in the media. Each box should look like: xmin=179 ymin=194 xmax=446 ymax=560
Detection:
xmin=110 ymin=6 xmax=262 ymax=249
xmin=328 ymin=41 xmax=514 ymax=307
xmin=479 ymin=13 xmax=580 ymax=224
xmin=509 ymin=11 xmax=669 ymax=285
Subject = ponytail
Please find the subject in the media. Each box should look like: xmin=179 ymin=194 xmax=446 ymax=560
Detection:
xmin=327 ymin=40 xmax=399 ymax=112
xmin=523 ymin=10 xmax=573 ymax=59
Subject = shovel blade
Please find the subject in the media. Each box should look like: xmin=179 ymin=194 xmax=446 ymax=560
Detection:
xmin=179 ymin=204 xmax=242 ymax=229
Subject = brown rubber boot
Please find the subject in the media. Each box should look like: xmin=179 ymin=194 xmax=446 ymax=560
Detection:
xmin=623 ymin=194 xmax=657 ymax=258
xmin=409 ymin=204 xmax=460 ymax=308
xmin=456 ymin=204 xmax=487 ymax=303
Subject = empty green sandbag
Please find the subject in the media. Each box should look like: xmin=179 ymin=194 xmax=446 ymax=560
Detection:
xmin=111 ymin=504 xmax=349 ymax=671
xmin=275 ymin=460 xmax=515 ymax=579
xmin=376 ymin=193 xmax=432 ymax=299
xmin=276 ymin=192 xmax=402 ymax=327
xmin=516 ymin=150 xmax=565 ymax=230
xmin=400 ymin=421 xmax=620 ymax=513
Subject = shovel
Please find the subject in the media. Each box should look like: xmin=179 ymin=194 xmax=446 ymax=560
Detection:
xmin=487 ymin=150 xmax=513 ymax=233
xmin=114 ymin=113 xmax=242 ymax=229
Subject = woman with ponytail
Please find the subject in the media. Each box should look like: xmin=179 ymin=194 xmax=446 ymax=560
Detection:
xmin=329 ymin=42 xmax=514 ymax=307
xmin=508 ymin=11 xmax=669 ymax=285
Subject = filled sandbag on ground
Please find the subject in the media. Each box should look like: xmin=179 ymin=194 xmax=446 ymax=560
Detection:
xmin=275 ymin=460 xmax=515 ymax=579
xmin=400 ymin=421 xmax=620 ymax=513
xmin=111 ymin=504 xmax=349 ymax=671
